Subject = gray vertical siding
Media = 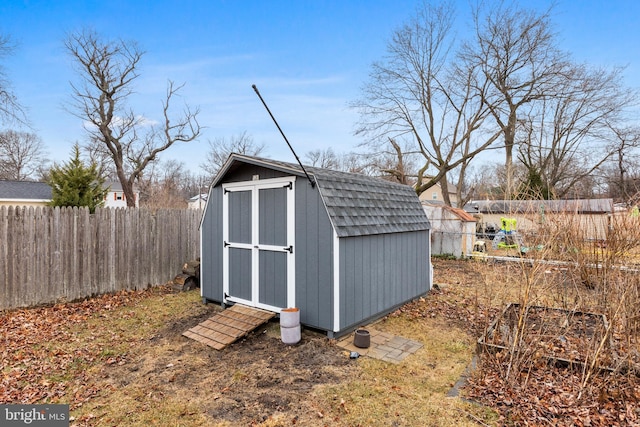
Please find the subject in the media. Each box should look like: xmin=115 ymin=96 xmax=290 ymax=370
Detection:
xmin=258 ymin=250 xmax=287 ymax=307
xmin=228 ymin=190 xmax=251 ymax=243
xmin=201 ymin=186 xmax=224 ymax=302
xmin=229 ymin=247 xmax=252 ymax=300
xmin=201 ymin=159 xmax=431 ymax=335
xmin=338 ymin=230 xmax=430 ymax=331
xmin=257 ymin=185 xmax=288 ymax=307
xmin=294 ymin=179 xmax=334 ymax=331
xmin=224 ymin=165 xmax=289 ymax=183
xmin=258 ymin=187 xmax=287 ymax=246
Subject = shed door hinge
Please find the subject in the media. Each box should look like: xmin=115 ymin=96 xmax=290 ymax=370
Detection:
xmin=284 ymin=245 xmax=293 ymax=253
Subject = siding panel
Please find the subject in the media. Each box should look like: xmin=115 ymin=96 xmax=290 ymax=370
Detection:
xmin=259 ymin=187 xmax=287 ymax=246
xmin=258 ymin=250 xmax=287 ymax=307
xmin=228 ymin=191 xmax=252 ymax=244
xmin=201 ymin=187 xmax=224 ymax=302
xmin=294 ymin=178 xmax=334 ymax=331
xmin=339 ymin=231 xmax=430 ymax=332
xmin=228 ymin=247 xmax=252 ymax=300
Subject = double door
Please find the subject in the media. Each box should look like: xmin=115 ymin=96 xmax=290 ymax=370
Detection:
xmin=222 ymin=177 xmax=295 ymax=311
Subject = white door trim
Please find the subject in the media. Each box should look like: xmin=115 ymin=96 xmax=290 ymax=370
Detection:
xmin=332 ymin=229 xmax=340 ymax=332
xmin=222 ymin=176 xmax=296 ymax=312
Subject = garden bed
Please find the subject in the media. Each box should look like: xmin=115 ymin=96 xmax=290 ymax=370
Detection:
xmin=478 ymin=303 xmax=611 ymax=370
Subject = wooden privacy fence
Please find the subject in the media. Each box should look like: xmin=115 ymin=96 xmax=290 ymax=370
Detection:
xmin=0 ymin=206 xmax=201 ymax=310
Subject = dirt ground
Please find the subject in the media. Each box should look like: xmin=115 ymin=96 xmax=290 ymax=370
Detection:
xmin=71 ymin=258 xmax=492 ymax=426
xmin=91 ymin=303 xmax=357 ymax=426
xmin=7 ymin=258 xmax=639 ymax=426
xmin=5 ymin=260 xmax=483 ymax=427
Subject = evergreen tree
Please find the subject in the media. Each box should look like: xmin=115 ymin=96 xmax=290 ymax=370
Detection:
xmin=48 ymin=144 xmax=108 ymax=213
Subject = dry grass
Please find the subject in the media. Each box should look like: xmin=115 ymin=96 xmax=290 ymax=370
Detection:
xmin=52 ymin=234 xmax=640 ymax=427
xmin=68 ymin=289 xmax=215 ymax=426
xmin=24 ymin=214 xmax=640 ymax=426
xmin=313 ymin=315 xmax=498 ymax=426
xmin=450 ymin=210 xmax=640 ymax=424
xmin=10 ymin=207 xmax=640 ymax=425
xmin=40 ymin=281 xmax=499 ymax=426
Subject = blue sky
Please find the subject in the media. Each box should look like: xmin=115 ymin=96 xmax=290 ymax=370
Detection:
xmin=1 ymin=0 xmax=639 ymax=174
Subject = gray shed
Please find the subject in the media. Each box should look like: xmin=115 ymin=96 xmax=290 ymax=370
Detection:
xmin=200 ymin=154 xmax=431 ymax=337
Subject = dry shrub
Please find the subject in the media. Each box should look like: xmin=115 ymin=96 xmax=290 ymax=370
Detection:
xmin=477 ymin=207 xmax=640 ymax=389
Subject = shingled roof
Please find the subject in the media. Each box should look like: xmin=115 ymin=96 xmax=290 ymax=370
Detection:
xmin=465 ymin=199 xmax=614 ymax=214
xmin=214 ymin=154 xmax=430 ymax=238
xmin=0 ymin=180 xmax=52 ymax=201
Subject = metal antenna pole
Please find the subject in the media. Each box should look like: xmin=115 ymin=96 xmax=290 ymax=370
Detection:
xmin=252 ymin=84 xmax=316 ymax=188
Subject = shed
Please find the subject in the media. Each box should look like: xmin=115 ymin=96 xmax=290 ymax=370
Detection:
xmin=200 ymin=154 xmax=431 ymax=337
xmin=423 ymin=202 xmax=476 ymax=258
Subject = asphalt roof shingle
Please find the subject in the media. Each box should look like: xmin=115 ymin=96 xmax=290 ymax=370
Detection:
xmin=0 ymin=180 xmax=52 ymax=200
xmin=216 ymin=155 xmax=431 ymax=238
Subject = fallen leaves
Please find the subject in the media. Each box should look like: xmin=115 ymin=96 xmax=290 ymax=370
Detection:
xmin=4 ymin=258 xmax=640 ymax=427
xmin=339 ymin=397 xmax=349 ymax=414
xmin=0 ymin=286 xmax=172 ymax=408
xmin=428 ymin=259 xmax=640 ymax=427
xmin=464 ymin=363 xmax=640 ymax=426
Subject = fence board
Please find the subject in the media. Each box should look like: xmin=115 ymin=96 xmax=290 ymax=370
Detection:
xmin=0 ymin=207 xmax=201 ymax=310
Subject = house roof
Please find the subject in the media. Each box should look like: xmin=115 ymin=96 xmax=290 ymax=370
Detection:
xmin=464 ymin=199 xmax=614 ymax=214
xmin=105 ymin=180 xmax=123 ymax=191
xmin=416 ymin=176 xmax=458 ymax=194
xmin=443 ymin=205 xmax=476 ymax=222
xmin=105 ymin=180 xmax=139 ymax=192
xmin=214 ymin=154 xmax=431 ymax=238
xmin=189 ymin=193 xmax=208 ymax=202
xmin=0 ymin=180 xmax=52 ymax=201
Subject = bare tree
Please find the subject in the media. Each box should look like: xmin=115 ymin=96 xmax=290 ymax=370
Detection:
xmin=304 ymin=147 xmax=386 ymax=178
xmin=0 ymin=35 xmax=26 ymax=126
xmin=465 ymin=162 xmax=517 ymax=201
xmin=201 ymin=131 xmax=265 ymax=181
xmin=0 ymin=130 xmax=48 ymax=180
xmin=137 ymin=159 xmax=190 ymax=208
xmin=604 ymin=125 xmax=640 ymax=204
xmin=304 ymin=147 xmax=341 ymax=170
xmin=454 ymin=162 xmax=487 ymax=208
xmin=517 ymin=65 xmax=637 ymax=199
xmin=463 ymin=3 xmax=571 ymax=197
xmin=81 ymin=137 xmax=117 ymax=180
xmin=373 ymin=138 xmax=418 ymax=185
xmin=65 ymin=30 xmax=201 ymax=207
xmin=353 ymin=1 xmax=501 ymax=207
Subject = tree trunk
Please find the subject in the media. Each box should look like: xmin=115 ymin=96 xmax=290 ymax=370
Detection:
xmin=117 ymin=172 xmax=137 ymax=208
xmin=440 ymin=176 xmax=451 ymax=207
xmin=504 ymin=110 xmax=517 ymax=199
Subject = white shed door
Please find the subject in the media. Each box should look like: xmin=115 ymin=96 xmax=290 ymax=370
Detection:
xmin=222 ymin=176 xmax=295 ymax=312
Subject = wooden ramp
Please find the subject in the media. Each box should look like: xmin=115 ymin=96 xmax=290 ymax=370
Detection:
xmin=182 ymin=304 xmax=276 ymax=350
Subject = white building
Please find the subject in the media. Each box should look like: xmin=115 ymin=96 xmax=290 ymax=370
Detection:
xmin=423 ymin=202 xmax=476 ymax=258
xmin=188 ymin=193 xmax=207 ymax=209
xmin=104 ymin=180 xmax=139 ymax=208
